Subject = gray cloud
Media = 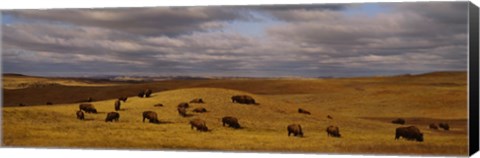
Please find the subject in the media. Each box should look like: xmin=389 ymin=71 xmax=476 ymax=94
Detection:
xmin=263 ymin=2 xmax=468 ymax=73
xmin=4 ymin=7 xmax=251 ymax=36
xmin=2 ymin=2 xmax=469 ymax=77
xmin=249 ymin=3 xmax=349 ymax=11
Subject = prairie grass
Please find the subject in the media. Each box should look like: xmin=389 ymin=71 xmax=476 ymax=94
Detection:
xmin=2 ymin=72 xmax=468 ymax=156
xmin=3 ymin=75 xmax=118 ymax=89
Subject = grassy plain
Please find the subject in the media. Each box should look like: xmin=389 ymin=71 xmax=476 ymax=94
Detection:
xmin=2 ymin=72 xmax=468 ymax=156
xmin=2 ymin=74 xmax=119 ymax=90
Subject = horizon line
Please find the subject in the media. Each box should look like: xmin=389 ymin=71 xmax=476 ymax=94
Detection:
xmin=2 ymin=70 xmax=468 ymax=79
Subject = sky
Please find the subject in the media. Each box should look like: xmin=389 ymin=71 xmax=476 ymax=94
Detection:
xmin=0 ymin=2 xmax=469 ymax=77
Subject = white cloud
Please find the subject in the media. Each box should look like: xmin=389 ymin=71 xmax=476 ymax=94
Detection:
xmin=2 ymin=2 xmax=469 ymax=77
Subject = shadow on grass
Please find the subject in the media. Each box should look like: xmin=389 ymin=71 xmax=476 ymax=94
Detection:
xmin=180 ymin=114 xmax=195 ymax=117
xmin=150 ymin=120 xmax=175 ymax=124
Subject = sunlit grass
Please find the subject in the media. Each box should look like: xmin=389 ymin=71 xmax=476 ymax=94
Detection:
xmin=2 ymin=72 xmax=468 ymax=156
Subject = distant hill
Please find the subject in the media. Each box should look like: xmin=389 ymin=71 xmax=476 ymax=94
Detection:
xmin=3 ymin=73 xmax=28 ymax=77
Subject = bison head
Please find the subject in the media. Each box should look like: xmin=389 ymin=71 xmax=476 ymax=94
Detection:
xmin=199 ymin=126 xmax=209 ymax=132
xmin=417 ymin=133 xmax=424 ymax=142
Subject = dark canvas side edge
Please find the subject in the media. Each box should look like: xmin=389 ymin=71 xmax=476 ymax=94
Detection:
xmin=469 ymin=1 xmax=480 ymax=156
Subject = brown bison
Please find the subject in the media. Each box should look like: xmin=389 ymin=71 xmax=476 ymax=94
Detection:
xmin=429 ymin=123 xmax=438 ymax=130
xmin=326 ymin=126 xmax=341 ymax=137
xmin=177 ymin=102 xmax=189 ymax=108
xmin=76 ymin=110 xmax=85 ymax=120
xmin=138 ymin=90 xmax=145 ymax=98
xmin=192 ymin=107 xmax=207 ymax=113
xmin=118 ymin=96 xmax=128 ymax=102
xmin=145 ymin=89 xmax=152 ymax=98
xmin=298 ymin=108 xmax=311 ymax=115
xmin=222 ymin=116 xmax=241 ymax=129
xmin=142 ymin=111 xmax=160 ymax=123
xmin=87 ymin=97 xmax=93 ymax=102
xmin=439 ymin=123 xmax=450 ymax=130
xmin=391 ymin=118 xmax=405 ymax=125
xmin=105 ymin=112 xmax=120 ymax=122
xmin=190 ymin=98 xmax=204 ymax=103
xmin=178 ymin=107 xmax=188 ymax=117
xmin=19 ymin=103 xmax=26 ymax=107
xmin=154 ymin=103 xmax=164 ymax=107
xmin=287 ymin=124 xmax=303 ymax=137
xmin=395 ymin=126 xmax=424 ymax=142
xmin=190 ymin=119 xmax=209 ymax=132
xmin=79 ymin=103 xmax=97 ymax=113
xmin=231 ymin=95 xmax=256 ymax=104
xmin=46 ymin=102 xmax=53 ymax=105
xmin=114 ymin=100 xmax=121 ymax=111
xmin=327 ymin=115 xmax=333 ymax=119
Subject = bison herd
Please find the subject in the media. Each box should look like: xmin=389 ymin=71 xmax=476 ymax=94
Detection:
xmin=231 ymin=95 xmax=256 ymax=104
xmin=287 ymin=124 xmax=304 ymax=137
xmin=143 ymin=111 xmax=160 ymax=123
xmin=222 ymin=116 xmax=241 ymax=129
xmin=391 ymin=118 xmax=405 ymax=125
xmin=429 ymin=122 xmax=450 ymax=130
xmin=189 ymin=118 xmax=209 ymax=132
xmin=137 ymin=89 xmax=152 ymax=98
xmin=105 ymin=112 xmax=120 ymax=122
xmin=72 ymin=91 xmax=447 ymax=143
xmin=395 ymin=126 xmax=423 ymax=142
xmin=389 ymin=118 xmax=451 ymax=142
xmin=326 ymin=126 xmax=341 ymax=137
xmin=79 ymin=103 xmax=97 ymax=113
xmin=298 ymin=108 xmax=311 ymax=115
xmin=74 ymin=95 xmax=253 ymax=132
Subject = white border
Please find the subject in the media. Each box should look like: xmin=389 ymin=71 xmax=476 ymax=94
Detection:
xmin=0 ymin=0 xmax=478 ymax=158
xmin=0 ymin=0 xmax=475 ymax=9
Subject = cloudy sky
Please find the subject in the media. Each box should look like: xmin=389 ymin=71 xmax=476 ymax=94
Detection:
xmin=1 ymin=2 xmax=469 ymax=77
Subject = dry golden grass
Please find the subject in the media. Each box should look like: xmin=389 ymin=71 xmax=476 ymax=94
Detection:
xmin=3 ymin=75 xmax=118 ymax=89
xmin=2 ymin=72 xmax=468 ymax=156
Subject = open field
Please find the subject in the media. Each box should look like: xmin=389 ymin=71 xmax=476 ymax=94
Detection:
xmin=2 ymin=74 xmax=122 ymax=90
xmin=2 ymin=71 xmax=468 ymax=156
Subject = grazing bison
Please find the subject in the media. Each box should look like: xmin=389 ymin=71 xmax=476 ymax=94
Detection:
xmin=326 ymin=126 xmax=341 ymax=137
xmin=87 ymin=97 xmax=93 ymax=102
xmin=177 ymin=102 xmax=189 ymax=108
xmin=46 ymin=102 xmax=53 ymax=105
xmin=142 ymin=111 xmax=160 ymax=123
xmin=190 ymin=119 xmax=209 ymax=132
xmin=190 ymin=98 xmax=204 ymax=103
xmin=79 ymin=103 xmax=97 ymax=113
xmin=18 ymin=103 xmax=26 ymax=107
xmin=395 ymin=126 xmax=424 ymax=142
xmin=118 ymin=96 xmax=128 ymax=102
xmin=76 ymin=110 xmax=85 ymax=120
xmin=298 ymin=108 xmax=311 ymax=115
xmin=439 ymin=123 xmax=450 ymax=130
xmin=222 ymin=116 xmax=241 ymax=129
xmin=287 ymin=124 xmax=303 ymax=137
xmin=327 ymin=115 xmax=333 ymax=119
xmin=145 ymin=89 xmax=152 ymax=98
xmin=154 ymin=103 xmax=164 ymax=107
xmin=105 ymin=112 xmax=120 ymax=122
xmin=192 ymin=107 xmax=207 ymax=113
xmin=231 ymin=95 xmax=256 ymax=104
xmin=391 ymin=118 xmax=406 ymax=125
xmin=178 ymin=107 xmax=188 ymax=117
xmin=114 ymin=100 xmax=121 ymax=111
xmin=429 ymin=123 xmax=438 ymax=130
xmin=138 ymin=91 xmax=145 ymax=98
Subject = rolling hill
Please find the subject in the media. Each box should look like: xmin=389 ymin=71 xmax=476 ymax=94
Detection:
xmin=1 ymin=71 xmax=468 ymax=155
